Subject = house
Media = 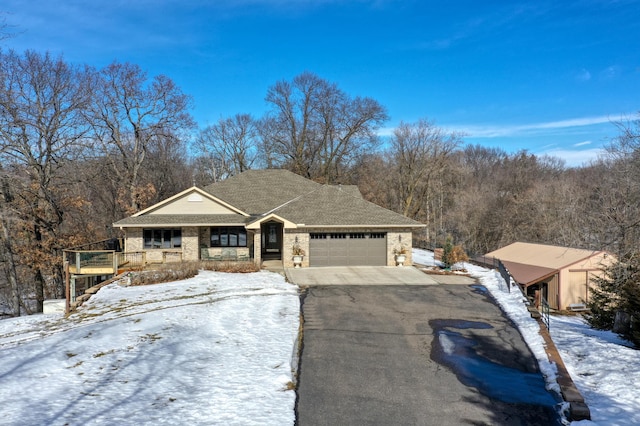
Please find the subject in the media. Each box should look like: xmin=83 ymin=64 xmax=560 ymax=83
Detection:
xmin=484 ymin=242 xmax=613 ymax=311
xmin=113 ymin=169 xmax=424 ymax=268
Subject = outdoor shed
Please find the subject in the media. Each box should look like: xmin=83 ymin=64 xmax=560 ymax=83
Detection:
xmin=113 ymin=169 xmax=424 ymax=268
xmin=484 ymin=242 xmax=613 ymax=311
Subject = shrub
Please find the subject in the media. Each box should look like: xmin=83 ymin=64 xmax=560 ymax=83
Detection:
xmin=448 ymin=245 xmax=469 ymax=267
xmin=126 ymin=260 xmax=261 ymax=286
xmin=586 ymin=257 xmax=640 ymax=347
xmin=208 ymin=261 xmax=261 ymax=273
xmin=128 ymin=262 xmax=199 ymax=286
xmin=442 ymin=235 xmax=469 ymax=269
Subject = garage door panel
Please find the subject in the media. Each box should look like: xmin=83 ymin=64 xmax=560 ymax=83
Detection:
xmin=310 ymin=233 xmax=387 ymax=266
xmin=309 ymin=237 xmax=329 ymax=267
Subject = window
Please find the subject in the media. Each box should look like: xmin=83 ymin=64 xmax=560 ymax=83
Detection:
xmin=370 ymin=233 xmax=386 ymax=239
xmin=143 ymin=229 xmax=181 ymax=249
xmin=210 ymin=227 xmax=247 ymax=247
xmin=310 ymin=233 xmax=327 ymax=239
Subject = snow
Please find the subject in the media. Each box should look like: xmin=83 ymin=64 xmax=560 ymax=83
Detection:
xmin=413 ymin=248 xmax=639 ymax=426
xmin=2 ymin=251 xmax=637 ymax=425
xmin=0 ymin=270 xmax=300 ymax=426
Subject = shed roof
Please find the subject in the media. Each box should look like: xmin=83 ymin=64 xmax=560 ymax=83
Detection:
xmin=501 ymin=260 xmax=558 ymax=286
xmin=485 ymin=242 xmax=602 ymax=270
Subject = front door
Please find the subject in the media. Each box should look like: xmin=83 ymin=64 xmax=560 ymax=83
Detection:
xmin=262 ymin=221 xmax=283 ymax=260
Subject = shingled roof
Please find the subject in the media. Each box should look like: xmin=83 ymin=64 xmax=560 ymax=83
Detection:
xmin=115 ymin=169 xmax=423 ymax=229
xmin=114 ymin=214 xmax=248 ymax=227
xmin=271 ymin=185 xmax=421 ymax=227
xmin=204 ymin=169 xmax=320 ymax=215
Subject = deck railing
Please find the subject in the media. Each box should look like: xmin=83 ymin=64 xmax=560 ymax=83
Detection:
xmin=64 ymin=250 xmax=183 ymax=275
xmin=64 ymin=250 xmax=117 ymax=275
xmin=540 ymin=296 xmax=550 ymax=330
xmin=116 ymin=251 xmax=146 ymax=271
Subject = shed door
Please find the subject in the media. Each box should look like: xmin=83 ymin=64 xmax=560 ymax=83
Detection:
xmin=309 ymin=233 xmax=386 ymax=266
xmin=568 ymin=271 xmax=589 ymax=306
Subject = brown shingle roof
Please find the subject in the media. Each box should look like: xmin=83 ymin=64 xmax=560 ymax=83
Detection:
xmin=204 ymin=169 xmax=321 ymax=214
xmin=271 ymin=185 xmax=422 ymax=227
xmin=113 ymin=214 xmax=247 ymax=227
xmin=115 ymin=169 xmax=423 ymax=229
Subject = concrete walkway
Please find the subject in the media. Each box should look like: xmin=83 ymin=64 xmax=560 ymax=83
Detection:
xmin=285 ymin=265 xmax=440 ymax=286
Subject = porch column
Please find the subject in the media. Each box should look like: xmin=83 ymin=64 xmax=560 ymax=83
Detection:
xmin=253 ymin=230 xmax=262 ymax=265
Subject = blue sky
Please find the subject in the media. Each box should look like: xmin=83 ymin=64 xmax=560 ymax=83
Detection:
xmin=2 ymin=0 xmax=639 ymax=166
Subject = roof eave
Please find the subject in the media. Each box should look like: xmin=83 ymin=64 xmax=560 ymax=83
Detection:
xmin=114 ymin=222 xmax=247 ymax=228
xmin=298 ymin=224 xmax=425 ymax=229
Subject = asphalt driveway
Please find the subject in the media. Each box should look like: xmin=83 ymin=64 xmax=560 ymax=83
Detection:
xmin=295 ymin=282 xmax=561 ymax=425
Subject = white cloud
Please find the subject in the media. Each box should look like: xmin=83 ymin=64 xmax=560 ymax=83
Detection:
xmin=576 ymin=68 xmax=592 ymax=82
xmin=573 ymin=140 xmax=592 ymax=147
xmin=451 ymin=114 xmax=626 ymax=139
xmin=600 ymin=65 xmax=620 ymax=80
xmin=376 ymin=127 xmax=395 ymax=137
xmin=541 ymin=147 xmax=606 ymax=167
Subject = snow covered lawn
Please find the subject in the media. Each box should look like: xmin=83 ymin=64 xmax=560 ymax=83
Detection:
xmin=0 ymin=270 xmax=300 ymax=426
xmin=549 ymin=315 xmax=639 ymax=426
xmin=414 ymin=248 xmax=640 ymax=426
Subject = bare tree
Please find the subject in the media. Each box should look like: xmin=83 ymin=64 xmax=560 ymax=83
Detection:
xmin=390 ymin=119 xmax=461 ymax=219
xmin=0 ymin=50 xmax=92 ymax=312
xmin=87 ymin=62 xmax=194 ymax=215
xmin=195 ymin=113 xmax=258 ymax=181
xmin=0 ymin=166 xmax=20 ymax=316
xmin=261 ymin=72 xmax=388 ymax=183
xmin=0 ymin=11 xmax=17 ymax=43
xmin=144 ymin=131 xmax=193 ymax=200
xmin=353 ymin=153 xmax=395 ymax=208
xmin=595 ymin=116 xmax=640 ymax=256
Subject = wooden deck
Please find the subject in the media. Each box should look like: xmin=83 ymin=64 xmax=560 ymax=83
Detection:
xmin=63 ymin=250 xmax=179 ymax=276
xmin=65 ymin=250 xmax=117 ymax=275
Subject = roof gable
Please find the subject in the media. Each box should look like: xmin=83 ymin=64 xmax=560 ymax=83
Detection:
xmin=132 ymin=187 xmax=247 ymax=217
xmin=245 ymin=213 xmax=298 ymax=230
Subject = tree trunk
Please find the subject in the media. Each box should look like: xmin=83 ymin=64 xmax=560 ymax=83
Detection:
xmin=0 ymin=171 xmax=20 ymax=316
xmin=0 ymin=213 xmax=20 ymax=316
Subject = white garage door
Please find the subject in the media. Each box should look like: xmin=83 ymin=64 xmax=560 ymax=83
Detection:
xmin=309 ymin=233 xmax=387 ymax=266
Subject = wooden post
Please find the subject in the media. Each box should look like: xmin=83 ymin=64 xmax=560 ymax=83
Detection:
xmin=64 ymin=260 xmax=70 ymax=315
xmin=112 ymin=250 xmax=118 ymax=277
